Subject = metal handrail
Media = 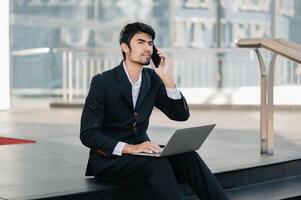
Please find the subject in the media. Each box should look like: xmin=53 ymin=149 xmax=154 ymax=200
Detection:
xmin=237 ymin=38 xmax=301 ymax=63
xmin=236 ymin=38 xmax=301 ymax=155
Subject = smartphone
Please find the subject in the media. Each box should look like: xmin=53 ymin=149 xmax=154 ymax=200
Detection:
xmin=152 ymin=45 xmax=161 ymax=68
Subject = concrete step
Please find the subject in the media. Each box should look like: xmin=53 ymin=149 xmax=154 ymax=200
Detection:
xmin=216 ymin=158 xmax=301 ymax=190
xmin=31 ymin=159 xmax=301 ymax=200
xmin=225 ymin=176 xmax=301 ymax=200
xmin=31 ymin=183 xmax=199 ymax=200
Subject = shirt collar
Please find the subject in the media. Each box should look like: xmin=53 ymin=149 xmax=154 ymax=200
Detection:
xmin=123 ymin=61 xmax=142 ymax=86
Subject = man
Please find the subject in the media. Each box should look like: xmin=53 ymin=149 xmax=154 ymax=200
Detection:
xmin=80 ymin=22 xmax=228 ymax=200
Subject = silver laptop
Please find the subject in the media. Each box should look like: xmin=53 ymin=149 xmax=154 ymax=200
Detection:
xmin=133 ymin=124 xmax=216 ymax=157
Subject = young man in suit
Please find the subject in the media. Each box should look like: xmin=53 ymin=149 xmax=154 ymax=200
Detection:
xmin=80 ymin=22 xmax=228 ymax=200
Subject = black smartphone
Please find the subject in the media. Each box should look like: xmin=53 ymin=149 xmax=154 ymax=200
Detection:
xmin=152 ymin=45 xmax=161 ymax=68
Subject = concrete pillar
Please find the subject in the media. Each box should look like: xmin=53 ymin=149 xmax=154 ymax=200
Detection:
xmin=0 ymin=0 xmax=10 ymax=110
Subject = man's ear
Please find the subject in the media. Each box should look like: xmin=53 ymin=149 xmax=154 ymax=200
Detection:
xmin=120 ymin=43 xmax=130 ymax=54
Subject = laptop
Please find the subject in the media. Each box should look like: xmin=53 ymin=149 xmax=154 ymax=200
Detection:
xmin=133 ymin=124 xmax=216 ymax=157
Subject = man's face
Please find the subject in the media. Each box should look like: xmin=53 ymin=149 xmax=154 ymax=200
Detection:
xmin=125 ymin=32 xmax=153 ymax=66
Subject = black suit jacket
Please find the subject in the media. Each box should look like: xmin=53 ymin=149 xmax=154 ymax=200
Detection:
xmin=80 ymin=62 xmax=190 ymax=176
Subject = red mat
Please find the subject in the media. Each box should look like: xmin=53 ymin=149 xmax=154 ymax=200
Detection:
xmin=0 ymin=137 xmax=36 ymax=145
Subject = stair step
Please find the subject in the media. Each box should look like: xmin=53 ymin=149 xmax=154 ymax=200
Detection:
xmin=226 ymin=176 xmax=301 ymax=200
xmin=216 ymin=158 xmax=301 ymax=190
xmin=8 ymin=159 xmax=301 ymax=200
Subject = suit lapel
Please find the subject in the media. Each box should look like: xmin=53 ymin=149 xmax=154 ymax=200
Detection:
xmin=135 ymin=68 xmax=151 ymax=111
xmin=115 ymin=62 xmax=134 ymax=110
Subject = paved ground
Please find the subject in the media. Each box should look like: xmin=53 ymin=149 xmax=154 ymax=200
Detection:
xmin=1 ymin=97 xmax=301 ymax=199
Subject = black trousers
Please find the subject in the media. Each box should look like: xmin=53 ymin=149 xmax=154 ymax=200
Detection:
xmin=97 ymin=152 xmax=229 ymax=200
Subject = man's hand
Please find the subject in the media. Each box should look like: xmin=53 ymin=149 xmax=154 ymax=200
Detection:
xmin=151 ymin=48 xmax=176 ymax=88
xmin=122 ymin=141 xmax=161 ymax=154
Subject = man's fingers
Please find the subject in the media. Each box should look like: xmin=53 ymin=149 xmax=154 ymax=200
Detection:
xmin=143 ymin=145 xmax=159 ymax=153
xmin=137 ymin=141 xmax=161 ymax=153
xmin=156 ymin=48 xmax=167 ymax=59
xmin=151 ymin=144 xmax=161 ymax=152
xmin=148 ymin=143 xmax=161 ymax=153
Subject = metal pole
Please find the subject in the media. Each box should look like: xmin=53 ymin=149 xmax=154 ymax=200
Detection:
xmin=94 ymin=0 xmax=99 ymax=47
xmin=169 ymin=0 xmax=175 ymax=47
xmin=216 ymin=0 xmax=221 ymax=48
xmin=255 ymin=48 xmax=276 ymax=155
xmin=68 ymin=51 xmax=73 ymax=102
xmin=255 ymin=48 xmax=268 ymax=154
xmin=267 ymin=53 xmax=277 ymax=155
xmin=271 ymin=0 xmax=276 ymax=38
xmin=62 ymin=51 xmax=67 ymax=102
xmin=83 ymin=58 xmax=88 ymax=96
xmin=216 ymin=0 xmax=223 ymax=88
xmin=75 ymin=60 xmax=80 ymax=97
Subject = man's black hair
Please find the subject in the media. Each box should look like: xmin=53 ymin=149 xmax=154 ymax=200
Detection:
xmin=119 ymin=22 xmax=155 ymax=59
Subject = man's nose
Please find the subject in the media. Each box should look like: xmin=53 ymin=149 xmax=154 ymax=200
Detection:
xmin=145 ymin=44 xmax=152 ymax=53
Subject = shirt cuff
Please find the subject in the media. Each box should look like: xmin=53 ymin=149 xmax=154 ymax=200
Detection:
xmin=112 ymin=141 xmax=127 ymax=156
xmin=166 ymin=87 xmax=182 ymax=100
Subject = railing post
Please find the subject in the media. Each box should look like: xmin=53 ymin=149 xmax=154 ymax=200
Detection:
xmin=67 ymin=50 xmax=73 ymax=102
xmin=255 ymin=48 xmax=276 ymax=155
xmin=267 ymin=52 xmax=277 ymax=155
xmin=62 ymin=50 xmax=68 ymax=102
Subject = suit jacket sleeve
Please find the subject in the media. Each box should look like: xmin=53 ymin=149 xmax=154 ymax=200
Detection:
xmin=80 ymin=74 xmax=118 ymax=157
xmin=154 ymin=78 xmax=190 ymax=121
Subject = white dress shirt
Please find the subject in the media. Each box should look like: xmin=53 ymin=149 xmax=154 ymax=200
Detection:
xmin=112 ymin=62 xmax=182 ymax=156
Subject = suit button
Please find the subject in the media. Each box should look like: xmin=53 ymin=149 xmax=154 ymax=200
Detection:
xmin=133 ymin=112 xmax=138 ymax=117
